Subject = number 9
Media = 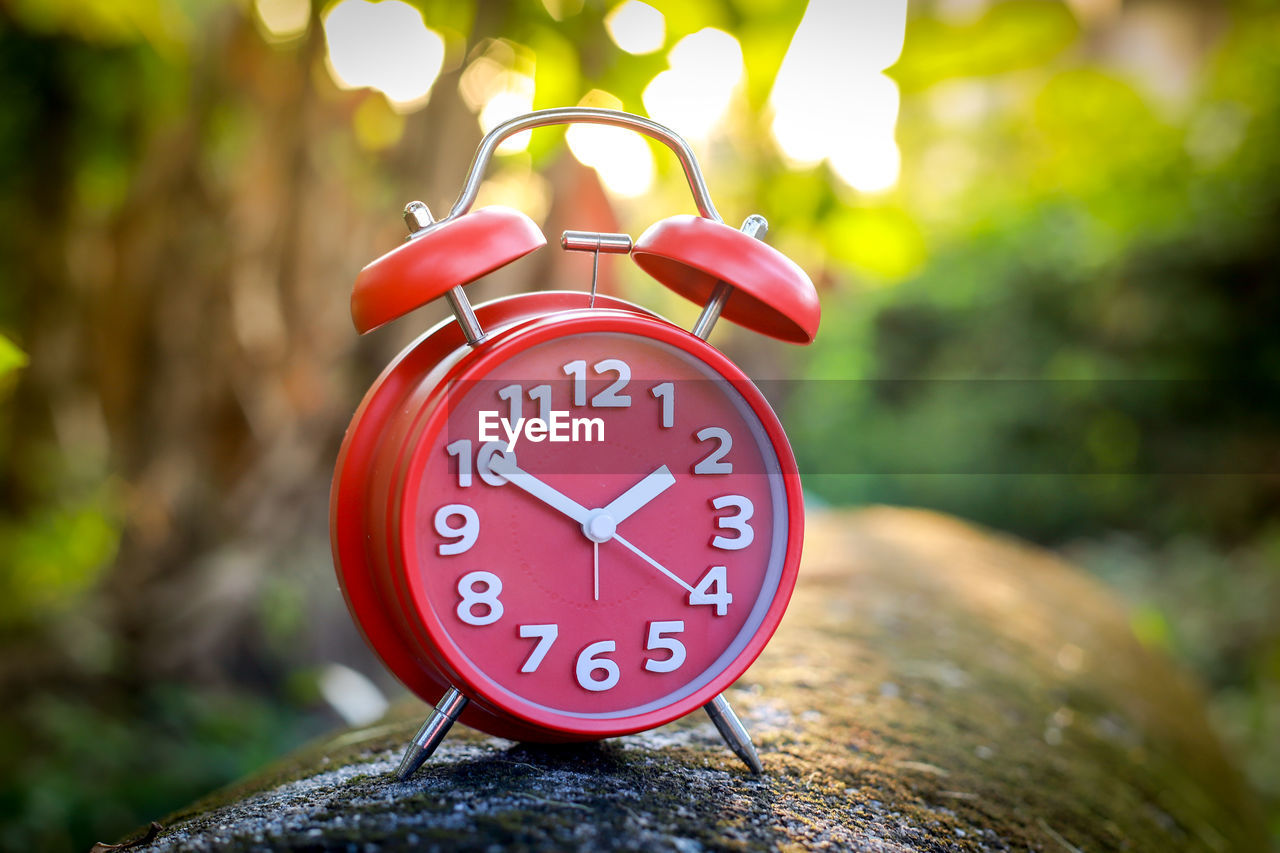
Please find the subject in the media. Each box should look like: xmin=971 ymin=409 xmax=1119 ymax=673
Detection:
xmin=435 ymin=504 xmax=479 ymax=555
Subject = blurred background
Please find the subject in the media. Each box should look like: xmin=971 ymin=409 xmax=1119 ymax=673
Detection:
xmin=1 ymin=0 xmax=1278 ymax=849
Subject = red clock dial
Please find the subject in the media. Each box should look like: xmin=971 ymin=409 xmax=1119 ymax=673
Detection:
xmin=334 ymin=295 xmax=803 ymax=741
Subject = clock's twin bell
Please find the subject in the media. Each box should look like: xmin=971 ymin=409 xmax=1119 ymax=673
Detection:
xmin=349 ymin=107 xmax=819 ymax=349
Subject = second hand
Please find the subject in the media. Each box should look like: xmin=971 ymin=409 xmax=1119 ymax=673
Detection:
xmin=611 ymin=533 xmax=696 ymax=594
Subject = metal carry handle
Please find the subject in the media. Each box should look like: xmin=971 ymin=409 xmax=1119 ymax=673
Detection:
xmin=446 ymin=107 xmax=723 ymax=223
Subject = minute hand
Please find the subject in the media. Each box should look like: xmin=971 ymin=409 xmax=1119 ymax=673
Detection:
xmin=487 ymin=455 xmax=590 ymax=524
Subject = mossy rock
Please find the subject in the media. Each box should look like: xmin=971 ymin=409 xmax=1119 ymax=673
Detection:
xmin=122 ymin=508 xmax=1267 ymax=852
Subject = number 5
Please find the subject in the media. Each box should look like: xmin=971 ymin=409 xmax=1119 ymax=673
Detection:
xmin=644 ymin=621 xmax=686 ymax=673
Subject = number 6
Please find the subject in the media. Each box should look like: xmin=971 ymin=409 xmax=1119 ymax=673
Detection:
xmin=575 ymin=641 xmax=620 ymax=691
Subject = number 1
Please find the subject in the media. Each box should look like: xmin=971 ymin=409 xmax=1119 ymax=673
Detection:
xmin=651 ymin=382 xmax=674 ymax=428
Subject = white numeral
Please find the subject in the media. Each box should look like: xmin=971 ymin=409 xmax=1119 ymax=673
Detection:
xmin=518 ymin=624 xmax=558 ymax=673
xmin=711 ymin=495 xmax=754 ymax=550
xmin=650 ymin=382 xmax=674 ymax=428
xmin=563 ymin=360 xmax=587 ymax=406
xmin=575 ymin=640 xmax=620 ymax=691
xmin=497 ymin=383 xmax=522 ymax=426
xmin=446 ymin=439 xmax=472 ymax=488
xmin=562 ymin=359 xmax=632 ymax=408
xmin=528 ymin=384 xmax=553 ymax=424
xmin=447 ymin=440 xmax=509 ymax=487
xmin=456 ymin=571 xmax=503 ymax=626
xmin=476 ymin=441 xmax=510 ymax=487
xmin=434 ymin=504 xmax=479 ymax=555
xmin=693 ymin=427 xmax=733 ymax=474
xmin=644 ymin=621 xmax=686 ymax=673
xmin=591 ymin=359 xmax=631 ymax=407
xmin=689 ymin=566 xmax=731 ymax=616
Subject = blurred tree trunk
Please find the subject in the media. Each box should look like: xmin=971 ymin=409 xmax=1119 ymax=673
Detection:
xmin=90 ymin=8 xmax=488 ymax=684
xmin=0 ymin=3 xmax=537 ymax=690
xmin=1 ymin=0 xmax=770 ymax=696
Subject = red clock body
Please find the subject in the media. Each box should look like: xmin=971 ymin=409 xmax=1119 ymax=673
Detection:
xmin=331 ymin=291 xmax=804 ymax=741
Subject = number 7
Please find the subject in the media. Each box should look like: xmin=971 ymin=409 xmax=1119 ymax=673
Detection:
xmin=518 ymin=624 xmax=558 ymax=673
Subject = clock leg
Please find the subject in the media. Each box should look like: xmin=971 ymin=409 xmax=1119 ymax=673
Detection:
xmin=393 ymin=686 xmax=470 ymax=781
xmin=703 ymin=693 xmax=764 ymax=774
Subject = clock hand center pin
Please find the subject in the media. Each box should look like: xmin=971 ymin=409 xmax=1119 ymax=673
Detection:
xmin=581 ymin=509 xmax=617 ymax=543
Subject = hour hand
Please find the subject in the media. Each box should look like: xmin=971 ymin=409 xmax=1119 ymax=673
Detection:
xmin=604 ymin=465 xmax=676 ymax=524
xmin=486 ymin=452 xmax=590 ymax=524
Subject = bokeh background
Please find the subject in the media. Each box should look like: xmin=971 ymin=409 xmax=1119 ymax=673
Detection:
xmin=2 ymin=0 xmax=1278 ymax=849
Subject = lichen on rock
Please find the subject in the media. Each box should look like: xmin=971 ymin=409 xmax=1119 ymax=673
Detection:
xmin=128 ymin=508 xmax=1269 ymax=852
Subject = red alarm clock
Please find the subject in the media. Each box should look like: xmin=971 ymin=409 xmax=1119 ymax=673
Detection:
xmin=331 ymin=108 xmax=819 ymax=778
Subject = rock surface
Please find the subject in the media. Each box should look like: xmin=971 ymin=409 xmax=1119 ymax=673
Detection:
xmin=127 ymin=508 xmax=1267 ymax=852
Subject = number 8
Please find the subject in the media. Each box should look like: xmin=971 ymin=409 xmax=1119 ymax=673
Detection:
xmin=456 ymin=571 xmax=503 ymax=626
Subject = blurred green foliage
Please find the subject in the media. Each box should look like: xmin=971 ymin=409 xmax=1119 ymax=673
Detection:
xmin=0 ymin=489 xmax=119 ymax=630
xmin=0 ymin=684 xmax=326 ymax=852
xmin=788 ymin=3 xmax=1280 ymax=840
xmin=0 ymin=334 xmax=25 ymax=379
xmin=1 ymin=0 xmax=1278 ymax=849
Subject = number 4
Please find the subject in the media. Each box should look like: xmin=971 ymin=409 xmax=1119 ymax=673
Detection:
xmin=689 ymin=566 xmax=731 ymax=616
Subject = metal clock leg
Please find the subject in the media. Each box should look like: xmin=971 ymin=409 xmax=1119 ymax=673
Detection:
xmin=703 ymin=693 xmax=764 ymax=774
xmin=394 ymin=687 xmax=470 ymax=780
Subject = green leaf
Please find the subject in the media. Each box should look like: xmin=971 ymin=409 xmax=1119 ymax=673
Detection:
xmin=0 ymin=333 xmax=28 ymax=380
xmin=893 ymin=1 xmax=1078 ymax=91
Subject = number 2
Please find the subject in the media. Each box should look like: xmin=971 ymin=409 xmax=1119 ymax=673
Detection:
xmin=693 ymin=427 xmax=732 ymax=474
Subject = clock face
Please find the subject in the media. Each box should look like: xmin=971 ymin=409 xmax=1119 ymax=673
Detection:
xmin=396 ymin=312 xmax=800 ymax=736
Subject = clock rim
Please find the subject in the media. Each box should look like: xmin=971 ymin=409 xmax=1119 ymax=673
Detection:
xmin=394 ymin=309 xmax=805 ymax=738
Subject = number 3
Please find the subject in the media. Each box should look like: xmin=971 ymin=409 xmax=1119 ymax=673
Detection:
xmin=710 ymin=495 xmax=754 ymax=550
